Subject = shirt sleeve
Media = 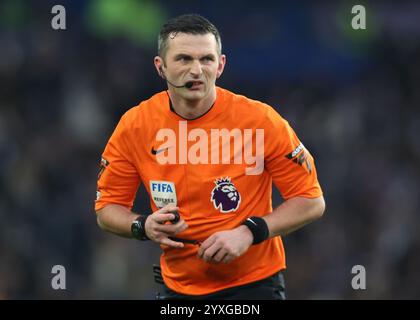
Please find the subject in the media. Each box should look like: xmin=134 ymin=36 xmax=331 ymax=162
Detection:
xmin=264 ymin=106 xmax=322 ymax=200
xmin=95 ymin=111 xmax=141 ymax=211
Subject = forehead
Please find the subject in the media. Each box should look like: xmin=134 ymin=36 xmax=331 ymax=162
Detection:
xmin=166 ymin=33 xmax=218 ymax=57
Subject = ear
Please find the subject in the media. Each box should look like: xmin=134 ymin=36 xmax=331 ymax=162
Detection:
xmin=154 ymin=56 xmax=165 ymax=77
xmin=216 ymin=54 xmax=226 ymax=79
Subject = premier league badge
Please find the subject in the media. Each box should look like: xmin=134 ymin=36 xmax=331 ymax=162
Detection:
xmin=211 ymin=177 xmax=241 ymax=213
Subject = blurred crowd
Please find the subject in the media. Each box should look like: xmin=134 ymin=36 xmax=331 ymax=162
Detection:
xmin=1 ymin=1 xmax=419 ymax=299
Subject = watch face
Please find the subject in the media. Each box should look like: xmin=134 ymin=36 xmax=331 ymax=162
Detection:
xmin=132 ymin=217 xmax=148 ymax=240
xmin=132 ymin=220 xmax=141 ymax=237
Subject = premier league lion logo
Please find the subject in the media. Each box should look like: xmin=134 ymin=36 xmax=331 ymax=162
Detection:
xmin=211 ymin=177 xmax=241 ymax=213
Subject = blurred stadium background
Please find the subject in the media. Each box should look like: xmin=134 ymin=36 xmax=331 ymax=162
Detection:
xmin=1 ymin=0 xmax=420 ymax=299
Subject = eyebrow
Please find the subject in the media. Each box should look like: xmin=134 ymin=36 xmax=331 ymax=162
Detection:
xmin=173 ymin=53 xmax=216 ymax=60
xmin=174 ymin=54 xmax=192 ymax=60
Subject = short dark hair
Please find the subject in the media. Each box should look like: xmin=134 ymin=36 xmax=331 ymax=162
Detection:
xmin=158 ymin=14 xmax=222 ymax=58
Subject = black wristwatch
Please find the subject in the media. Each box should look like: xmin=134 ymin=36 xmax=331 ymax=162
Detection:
xmin=131 ymin=215 xmax=150 ymax=241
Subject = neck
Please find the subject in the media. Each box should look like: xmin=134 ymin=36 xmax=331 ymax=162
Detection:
xmin=168 ymin=87 xmax=216 ymax=119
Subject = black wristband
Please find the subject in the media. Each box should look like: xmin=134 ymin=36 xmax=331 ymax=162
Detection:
xmin=243 ymin=216 xmax=269 ymax=245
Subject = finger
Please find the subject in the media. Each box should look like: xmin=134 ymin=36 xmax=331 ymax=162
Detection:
xmin=197 ymin=235 xmax=216 ymax=258
xmin=222 ymin=254 xmax=233 ymax=264
xmin=173 ymin=220 xmax=188 ymax=234
xmin=159 ymin=237 xmax=185 ymax=249
xmin=201 ymin=243 xmax=222 ymax=263
xmin=159 ymin=205 xmax=179 ymax=213
xmin=155 ymin=207 xmax=181 ymax=224
xmin=147 ymin=227 xmax=170 ymax=241
xmin=165 ymin=209 xmax=180 ymax=224
xmin=212 ymin=248 xmax=228 ymax=264
xmin=154 ymin=212 xmax=177 ymax=224
xmin=154 ymin=220 xmax=188 ymax=234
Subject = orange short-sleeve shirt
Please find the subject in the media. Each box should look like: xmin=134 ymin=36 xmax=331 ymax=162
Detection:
xmin=95 ymin=87 xmax=322 ymax=295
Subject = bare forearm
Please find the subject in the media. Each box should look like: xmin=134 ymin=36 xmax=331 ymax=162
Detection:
xmin=96 ymin=204 xmax=140 ymax=238
xmin=263 ymin=196 xmax=325 ymax=237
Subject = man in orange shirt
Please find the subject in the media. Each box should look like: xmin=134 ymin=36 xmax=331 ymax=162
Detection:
xmin=95 ymin=14 xmax=325 ymax=300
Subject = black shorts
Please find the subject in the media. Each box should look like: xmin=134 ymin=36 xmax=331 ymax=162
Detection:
xmin=156 ymin=271 xmax=286 ymax=300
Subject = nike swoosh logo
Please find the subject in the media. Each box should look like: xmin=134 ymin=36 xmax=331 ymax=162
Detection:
xmin=151 ymin=147 xmax=170 ymax=155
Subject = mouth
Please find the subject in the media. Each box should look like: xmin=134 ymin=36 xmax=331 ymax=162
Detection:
xmin=187 ymin=81 xmax=204 ymax=90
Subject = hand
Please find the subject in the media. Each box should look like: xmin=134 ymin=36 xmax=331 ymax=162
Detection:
xmin=145 ymin=204 xmax=188 ymax=248
xmin=197 ymin=225 xmax=253 ymax=264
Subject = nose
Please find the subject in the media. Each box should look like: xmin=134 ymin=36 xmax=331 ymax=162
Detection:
xmin=189 ymin=59 xmax=203 ymax=77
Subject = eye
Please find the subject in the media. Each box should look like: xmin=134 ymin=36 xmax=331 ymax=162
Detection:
xmin=177 ymin=56 xmax=192 ymax=62
xmin=201 ymin=57 xmax=214 ymax=63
